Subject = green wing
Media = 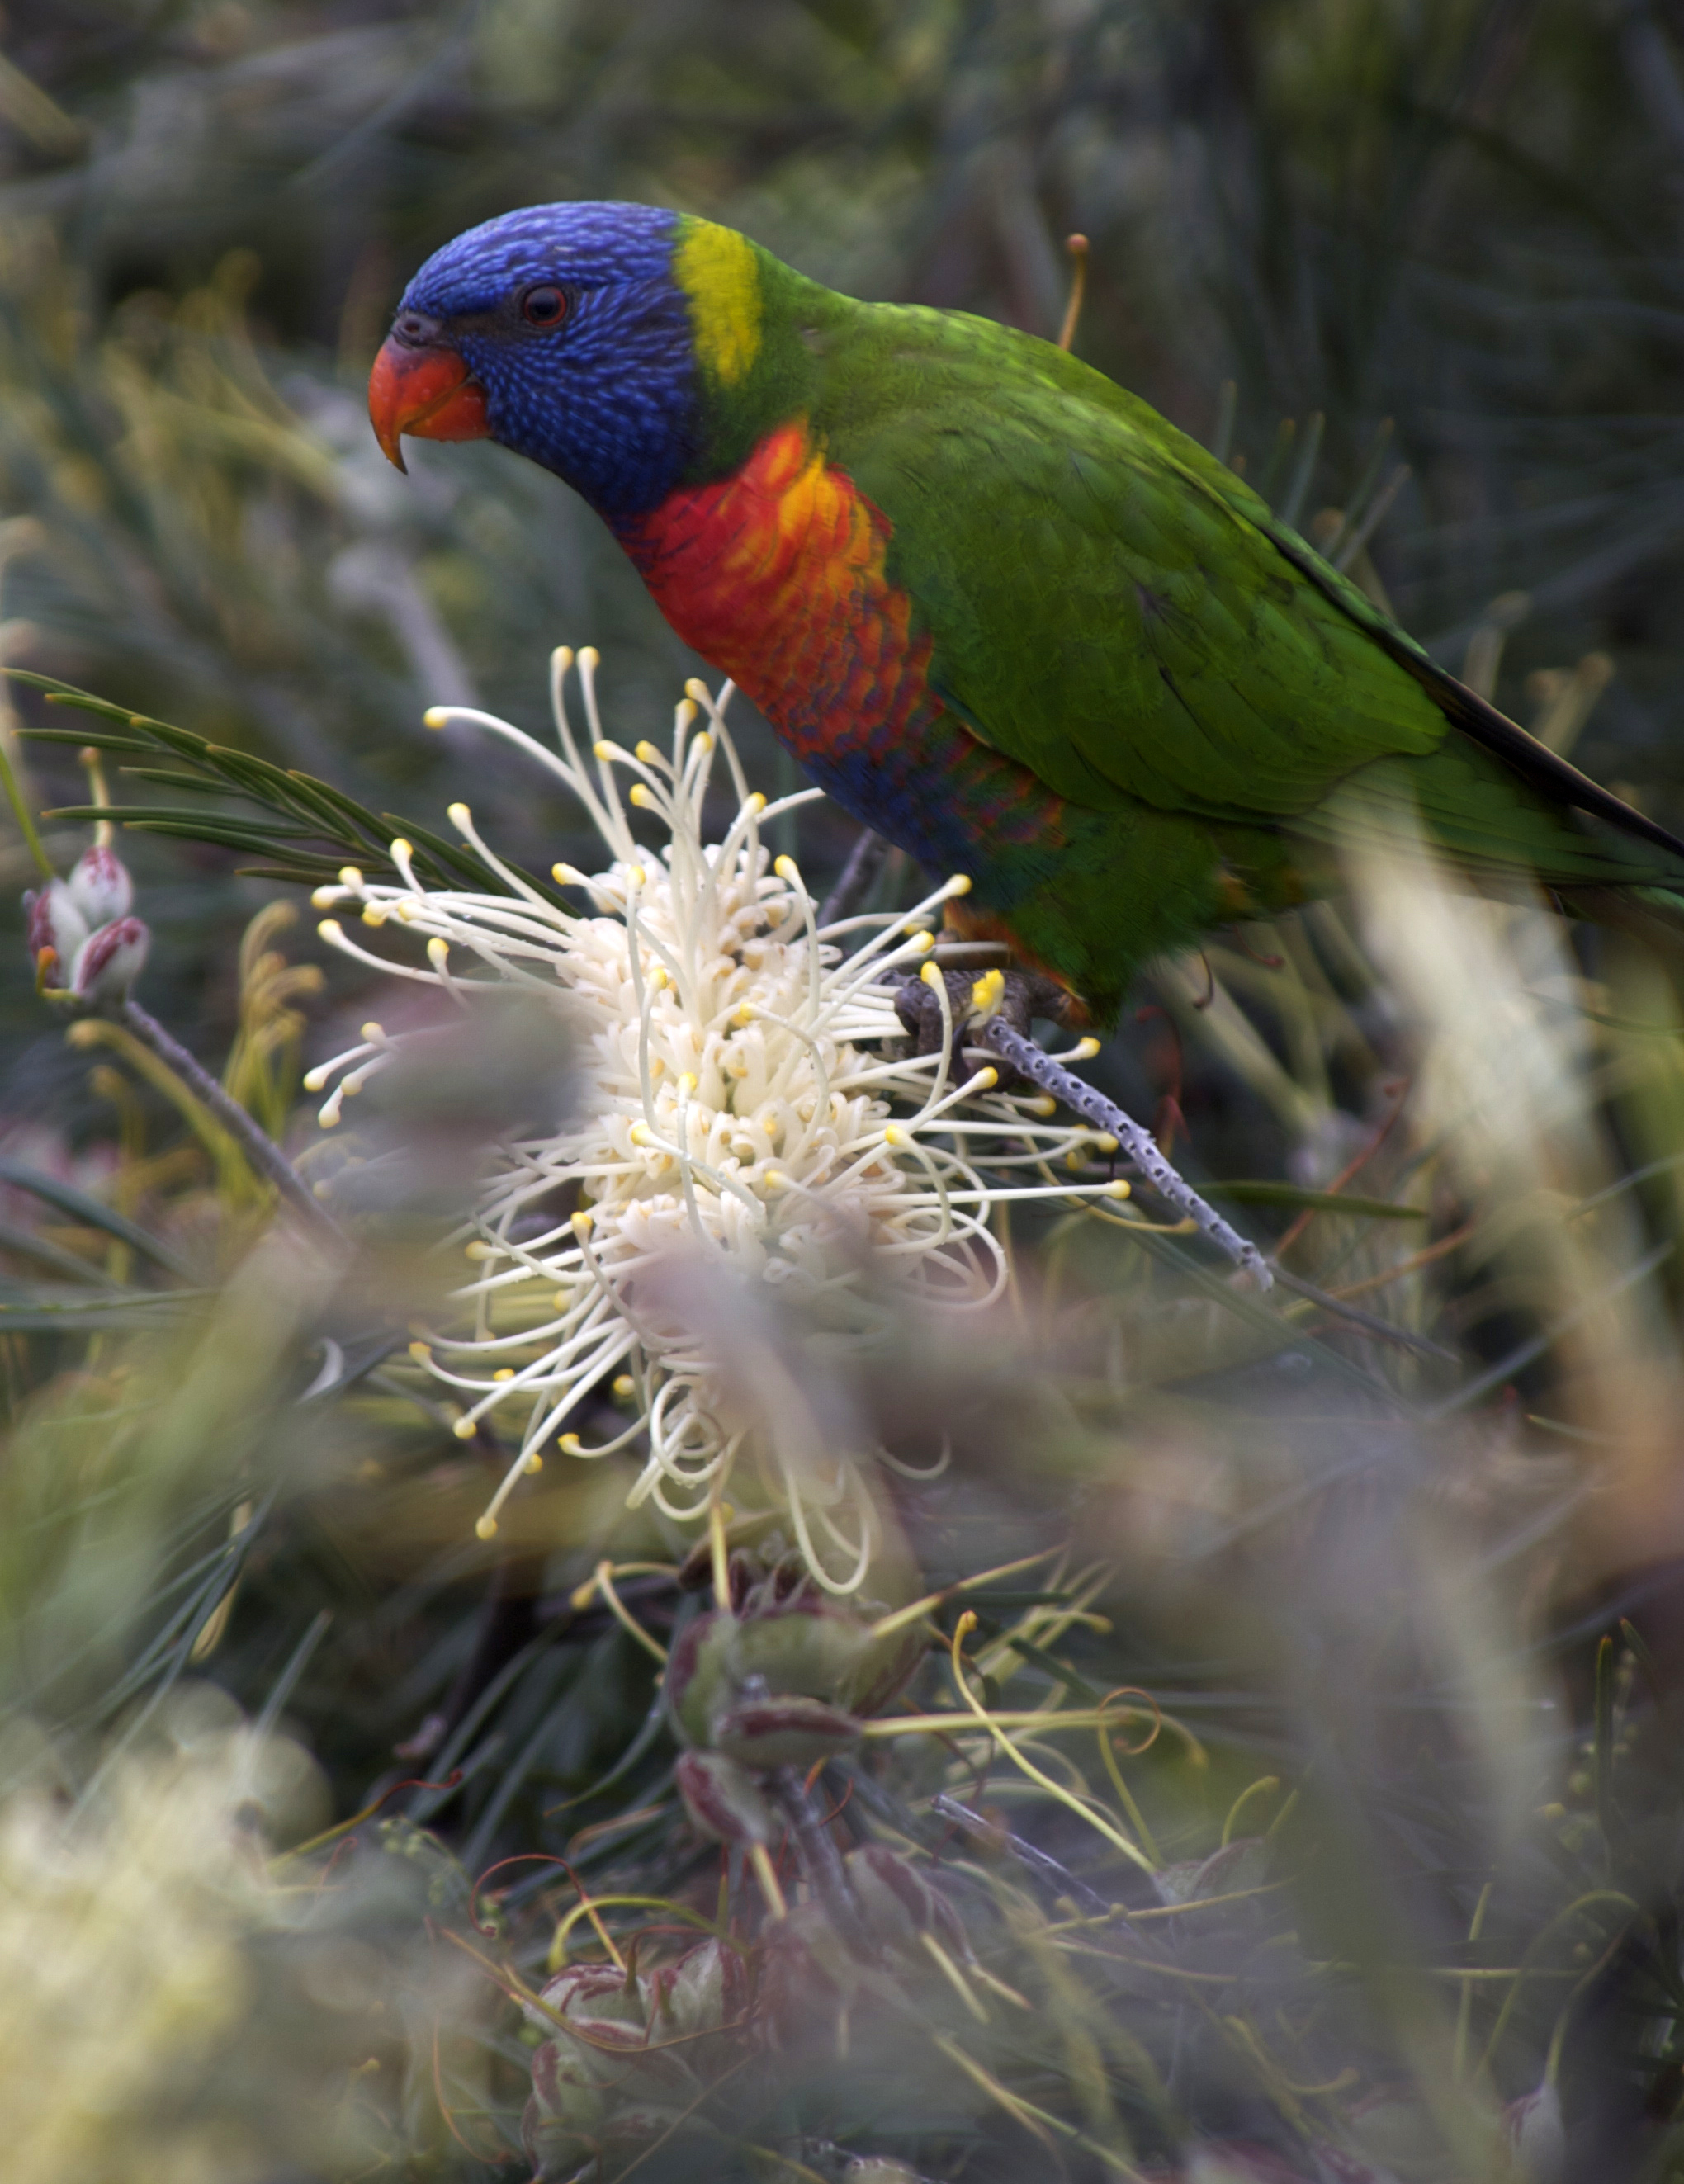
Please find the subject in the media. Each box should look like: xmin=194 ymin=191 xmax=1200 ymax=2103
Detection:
xmin=815 ymin=303 xmax=1684 ymax=885
xmin=820 ymin=308 xmax=1442 ymax=819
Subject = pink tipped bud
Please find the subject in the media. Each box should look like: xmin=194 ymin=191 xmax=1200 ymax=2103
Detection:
xmin=848 ymin=1842 xmax=971 ymax=1958
xmin=24 ymin=880 xmax=90 ymax=989
xmin=66 ymin=844 xmax=134 ymax=927
xmin=69 ymin=915 xmax=149 ymax=1005
xmin=676 ymin=1750 xmax=777 ymax=1846
xmin=711 ymin=1693 xmax=862 ymax=1771
xmin=647 ymin=1936 xmax=749 ymax=2040
xmin=1504 ymin=2081 xmax=1565 ymax=2184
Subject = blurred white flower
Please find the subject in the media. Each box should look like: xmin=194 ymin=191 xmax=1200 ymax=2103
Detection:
xmin=0 ymin=1700 xmax=329 ymax=2184
xmin=308 ymin=650 xmax=1124 ymax=1586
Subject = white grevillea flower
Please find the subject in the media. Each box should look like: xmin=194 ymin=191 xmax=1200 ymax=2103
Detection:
xmin=307 ymin=650 xmax=1126 ymax=1590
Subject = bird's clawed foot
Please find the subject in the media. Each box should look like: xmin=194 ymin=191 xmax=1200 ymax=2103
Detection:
xmin=892 ymin=952 xmax=1070 ymax=1085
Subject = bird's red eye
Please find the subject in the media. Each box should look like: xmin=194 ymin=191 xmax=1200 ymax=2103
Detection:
xmin=522 ymin=285 xmax=568 ymax=329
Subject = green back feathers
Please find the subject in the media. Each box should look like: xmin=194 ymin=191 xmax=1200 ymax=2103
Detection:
xmin=664 ymin=227 xmax=1684 ymax=1005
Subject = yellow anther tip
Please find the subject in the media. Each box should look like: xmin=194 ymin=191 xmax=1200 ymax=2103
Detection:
xmin=920 ymin=959 xmax=942 ymax=987
xmin=409 ymin=1340 xmax=431 ymax=1360
xmin=684 ymin=676 xmax=709 ymax=702
xmin=302 ymin=1066 xmax=328 ymax=1092
xmin=693 ymin=730 xmax=712 ymax=754
xmin=310 ymin=886 xmax=338 ymax=908
xmin=635 ymin=740 xmax=660 ymax=763
xmin=493 ymin=1367 xmax=514 ymax=1382
xmin=465 ymin=1240 xmax=491 ymax=1260
xmin=1027 ymin=1095 xmax=1057 ymax=1116
xmin=361 ymin=1022 xmax=384 ymax=1042
xmin=423 ymin=707 xmax=449 ymax=730
xmin=453 ymin=1417 xmax=476 ymax=1439
xmin=448 ymin=803 xmax=472 ymax=830
xmin=629 ymin=1123 xmax=653 ymax=1146
xmin=554 ymin=863 xmax=587 ymax=886
xmin=523 ymin=1451 xmax=543 ymax=1473
xmin=560 ymin=1433 xmax=583 ymax=1454
xmin=948 ymin=874 xmax=972 ymax=896
xmin=475 ymin=1514 xmax=498 ymax=1539
xmin=571 ymin=1210 xmax=594 ymax=1236
xmin=1104 ymin=1179 xmax=1132 ymax=1198
xmin=628 ymin=782 xmax=653 ymax=807
xmin=678 ymin=1071 xmax=698 ymax=1095
xmin=361 ymin=905 xmax=386 ymax=927
xmin=1092 ymin=1132 xmax=1119 ymax=1154
xmin=338 ymin=866 xmax=363 ymax=889
xmin=626 ymin=865 xmax=646 ymax=886
xmin=612 ymin=1373 xmax=635 ymax=1398
xmin=774 ymin=853 xmax=798 ymax=881
xmin=907 ymin=930 xmax=934 ymax=954
xmin=579 ymin=645 xmax=600 ymax=669
xmin=745 ymin=792 xmax=767 ymax=813
xmin=593 ymin=740 xmax=616 ymax=762
xmin=316 ymin=919 xmax=343 ymax=941
xmin=972 ymin=1066 xmax=999 ymax=1090
xmin=1074 ymin=1037 xmax=1101 ymax=1060
xmin=764 ymin=1170 xmax=787 ymax=1189
xmin=390 ymin=838 xmax=412 ymax=859
xmin=884 ymin=1124 xmax=910 ymax=1148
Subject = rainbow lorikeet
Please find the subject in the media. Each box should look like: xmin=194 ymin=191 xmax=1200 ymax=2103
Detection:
xmin=369 ymin=202 xmax=1684 ymax=1028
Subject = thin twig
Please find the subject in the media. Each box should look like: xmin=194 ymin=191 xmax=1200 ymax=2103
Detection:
xmin=977 ymin=1016 xmax=1454 ymax=1359
xmin=817 ymin=825 xmax=889 ymax=928
xmin=931 ymin=1792 xmax=1110 ymax=1914
xmin=1266 ymin=1263 xmax=1456 ymax=1360
xmin=976 ymin=1017 xmax=1271 ymax=1283
xmin=117 ymin=1000 xmax=346 ymax=1250
xmin=769 ymin=1764 xmax=861 ymax=1939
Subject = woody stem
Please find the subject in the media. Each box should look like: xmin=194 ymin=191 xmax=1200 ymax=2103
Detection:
xmin=119 ymin=1000 xmax=346 ymax=1250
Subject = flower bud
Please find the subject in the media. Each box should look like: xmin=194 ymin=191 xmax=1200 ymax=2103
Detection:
xmin=527 ymin=2040 xmax=612 ymax=2129
xmin=24 ymin=880 xmax=89 ymax=990
xmin=675 ymin=1750 xmax=777 ymax=1846
xmin=69 ymin=915 xmax=150 ymax=1006
xmin=731 ymin=1598 xmax=918 ymax=1718
xmin=1184 ymin=2149 xmax=1325 ymax=2182
xmin=66 ymin=844 xmax=134 ymax=927
xmin=846 ymin=1842 xmax=968 ymax=1959
xmin=1342 ymin=2090 xmax=1444 ymax=2178
xmin=1503 ymin=2081 xmax=1565 ymax=2184
xmin=648 ymin=1936 xmax=750 ymax=2042
xmin=666 ymin=1600 xmax=915 ymax=1756
xmin=522 ymin=2088 xmax=595 ymax=2182
xmin=711 ymin=1692 xmax=862 ymax=1771
xmin=755 ymin=1898 xmax=864 ymax=2052
xmin=524 ymin=1959 xmax=646 ymax=2040
xmin=1153 ymin=1834 xmax=1270 ymax=1909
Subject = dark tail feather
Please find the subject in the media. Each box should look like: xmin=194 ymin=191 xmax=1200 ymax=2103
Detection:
xmin=1391 ymin=657 xmax=1684 ymax=864
xmin=1557 ymin=883 xmax=1684 ymax=956
xmin=1259 ymin=515 xmax=1684 ymax=863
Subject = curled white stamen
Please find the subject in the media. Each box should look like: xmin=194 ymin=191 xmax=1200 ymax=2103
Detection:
xmin=305 ymin=656 xmax=1105 ymax=1586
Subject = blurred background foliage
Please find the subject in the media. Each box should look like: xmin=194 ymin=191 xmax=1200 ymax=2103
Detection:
xmin=6 ymin=2 xmax=1684 ymax=2179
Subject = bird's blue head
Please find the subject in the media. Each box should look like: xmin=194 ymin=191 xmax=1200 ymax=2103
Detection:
xmin=370 ymin=201 xmax=716 ymax=518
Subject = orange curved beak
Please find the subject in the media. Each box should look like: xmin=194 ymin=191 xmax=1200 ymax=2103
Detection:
xmin=368 ymin=337 xmax=490 ymax=472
